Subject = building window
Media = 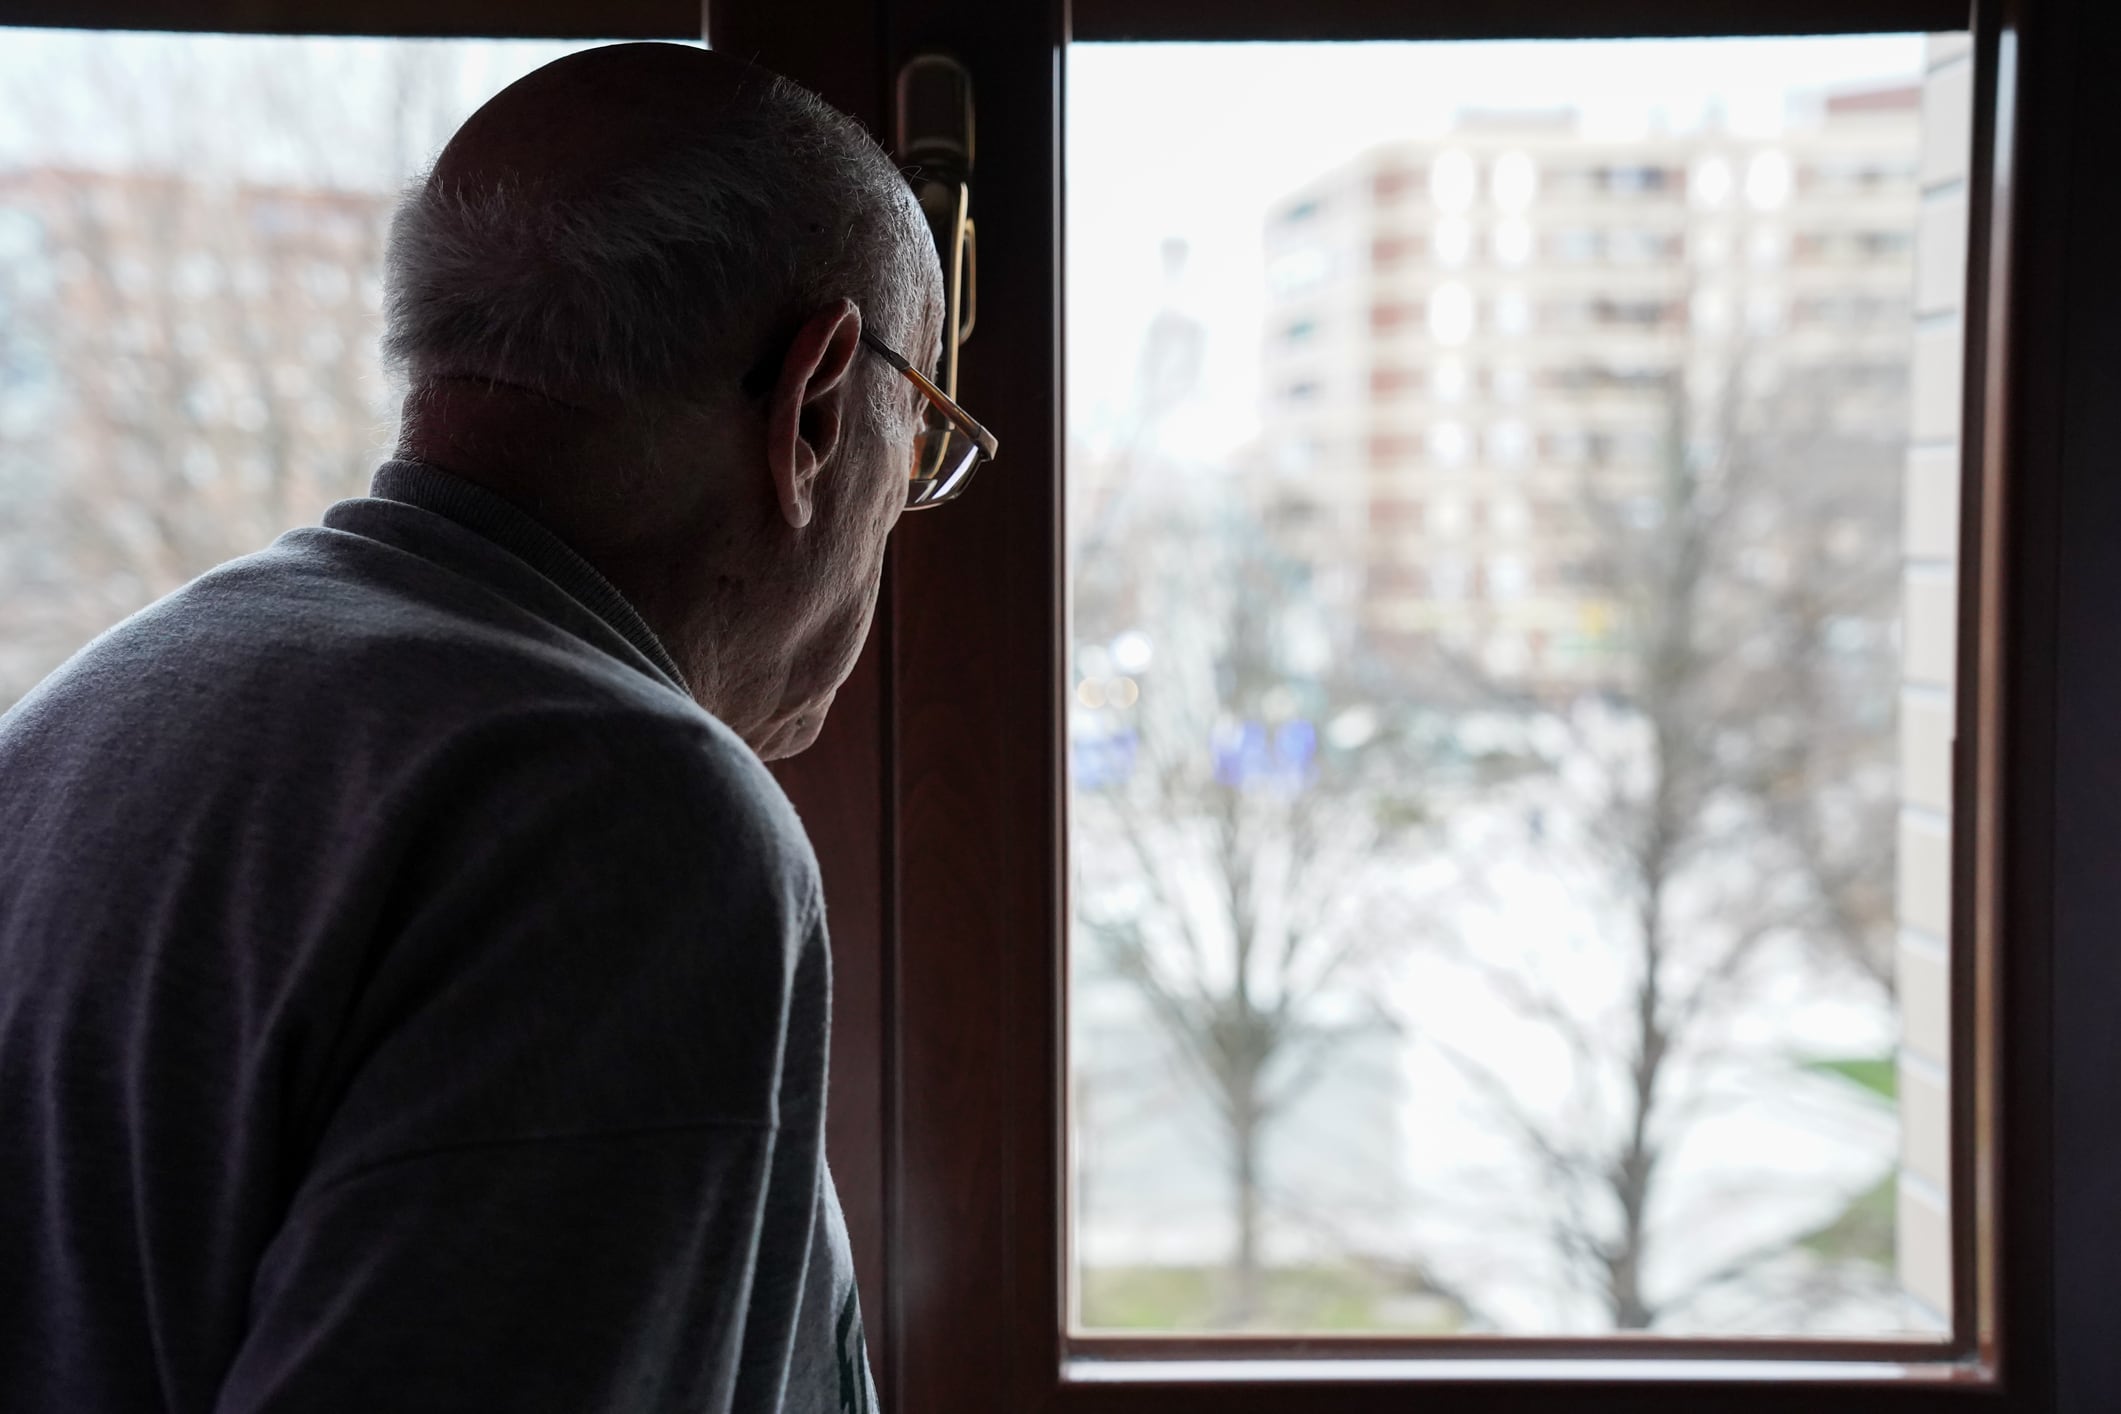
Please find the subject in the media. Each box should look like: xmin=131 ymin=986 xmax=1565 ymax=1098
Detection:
xmin=1747 ymin=149 xmax=1795 ymax=209
xmin=1693 ymin=155 xmax=1736 ymax=207
xmin=1432 ymin=216 xmax=1472 ymax=266
xmin=1429 ymin=420 xmax=1471 ymax=467
xmin=1493 ymin=288 xmax=1531 ymax=335
xmin=1430 ymin=149 xmax=1477 ymax=212
xmin=1267 ymin=245 xmax=1332 ymax=293
xmin=1488 ymin=553 xmax=1530 ymax=600
xmin=1488 ymin=420 xmax=1532 ymax=467
xmin=1429 ymin=281 xmax=1475 ymax=344
xmin=1493 ymin=217 xmax=1533 ymax=265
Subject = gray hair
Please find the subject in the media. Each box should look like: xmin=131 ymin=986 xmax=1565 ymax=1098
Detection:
xmin=381 ymin=75 xmax=930 ymax=417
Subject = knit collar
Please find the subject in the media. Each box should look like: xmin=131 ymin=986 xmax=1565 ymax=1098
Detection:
xmin=366 ymin=460 xmax=690 ymax=692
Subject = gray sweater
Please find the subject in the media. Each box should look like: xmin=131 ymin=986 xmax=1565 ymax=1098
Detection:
xmin=0 ymin=462 xmax=876 ymax=1413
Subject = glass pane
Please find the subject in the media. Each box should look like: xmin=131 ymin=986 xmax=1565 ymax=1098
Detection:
xmin=0 ymin=30 xmax=630 ymax=707
xmin=1066 ymin=35 xmax=1967 ymax=1338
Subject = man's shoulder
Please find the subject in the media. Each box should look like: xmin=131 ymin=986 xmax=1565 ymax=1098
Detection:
xmin=391 ymin=657 xmax=821 ymax=926
xmin=485 ymin=698 xmax=811 ymax=873
xmin=3 ymin=526 xmax=814 ymax=896
xmin=64 ymin=518 xmax=680 ymax=732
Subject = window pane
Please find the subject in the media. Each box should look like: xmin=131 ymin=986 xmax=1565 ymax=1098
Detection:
xmin=1066 ymin=35 xmax=1966 ymax=1339
xmin=0 ymin=30 xmax=627 ymax=706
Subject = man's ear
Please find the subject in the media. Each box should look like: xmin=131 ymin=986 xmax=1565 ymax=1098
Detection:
xmin=765 ymin=298 xmax=864 ymax=530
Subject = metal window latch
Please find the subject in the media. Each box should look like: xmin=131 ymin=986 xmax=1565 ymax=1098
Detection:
xmin=896 ymin=53 xmax=977 ymax=400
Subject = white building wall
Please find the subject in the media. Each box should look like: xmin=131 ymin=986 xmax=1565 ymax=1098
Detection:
xmin=1893 ymin=29 xmax=1974 ymax=1330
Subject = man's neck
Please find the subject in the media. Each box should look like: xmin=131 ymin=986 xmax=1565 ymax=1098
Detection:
xmin=395 ymin=383 xmax=783 ymax=736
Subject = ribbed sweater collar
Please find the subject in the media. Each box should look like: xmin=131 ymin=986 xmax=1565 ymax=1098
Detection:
xmin=366 ymin=460 xmax=689 ymax=692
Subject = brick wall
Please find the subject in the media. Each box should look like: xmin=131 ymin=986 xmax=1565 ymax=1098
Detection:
xmin=1894 ymin=29 xmax=1972 ymax=1330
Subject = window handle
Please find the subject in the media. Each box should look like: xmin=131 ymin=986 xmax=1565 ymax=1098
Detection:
xmin=957 ymin=217 xmax=977 ymax=346
xmin=896 ymin=52 xmax=977 ymax=398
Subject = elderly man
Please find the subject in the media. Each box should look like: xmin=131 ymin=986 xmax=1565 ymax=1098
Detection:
xmin=0 ymin=41 xmax=985 ymax=1414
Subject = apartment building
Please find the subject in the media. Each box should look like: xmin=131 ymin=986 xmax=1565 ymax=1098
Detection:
xmin=1258 ymin=86 xmax=1921 ymax=693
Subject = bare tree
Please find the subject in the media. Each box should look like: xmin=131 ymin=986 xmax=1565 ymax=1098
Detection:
xmin=1403 ymin=353 xmax=1906 ymax=1332
xmin=1072 ymin=482 xmax=1442 ymax=1326
xmin=1722 ymin=361 xmax=1905 ymax=996
xmin=1070 ymin=244 xmax=1455 ymax=1326
xmin=0 ymin=40 xmax=472 ymax=711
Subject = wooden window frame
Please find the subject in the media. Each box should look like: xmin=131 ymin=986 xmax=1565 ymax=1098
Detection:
xmin=867 ymin=0 xmax=2109 ymax=1409
xmin=0 ymin=1 xmax=696 ymax=38
xmin=8 ymin=0 xmax=2116 ymax=1409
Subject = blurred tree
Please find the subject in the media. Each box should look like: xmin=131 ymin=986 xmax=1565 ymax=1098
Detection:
xmin=1410 ymin=351 xmax=1905 ymax=1331
xmin=1073 ymin=486 xmax=1440 ymax=1327
xmin=0 ymin=38 xmax=569 ymax=711
xmin=1070 ymin=232 xmax=1465 ymax=1327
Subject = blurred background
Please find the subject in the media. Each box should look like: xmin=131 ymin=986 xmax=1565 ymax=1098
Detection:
xmin=0 ymin=31 xmax=610 ymax=705
xmin=1064 ymin=35 xmax=1954 ymax=1338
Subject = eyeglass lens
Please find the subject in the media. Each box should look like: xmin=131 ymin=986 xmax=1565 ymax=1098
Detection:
xmin=907 ymin=423 xmax=984 ymax=509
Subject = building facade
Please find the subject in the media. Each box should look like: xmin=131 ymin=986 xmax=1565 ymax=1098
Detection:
xmin=1257 ymin=87 xmax=1921 ymax=695
xmin=0 ymin=166 xmax=391 ymax=703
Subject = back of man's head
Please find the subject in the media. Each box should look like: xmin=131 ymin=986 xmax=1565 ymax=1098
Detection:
xmin=373 ymin=44 xmax=941 ymax=760
xmin=380 ymin=42 xmax=931 ymax=421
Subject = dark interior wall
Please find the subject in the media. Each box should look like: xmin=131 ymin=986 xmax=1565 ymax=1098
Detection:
xmin=2034 ymin=0 xmax=2121 ymax=1403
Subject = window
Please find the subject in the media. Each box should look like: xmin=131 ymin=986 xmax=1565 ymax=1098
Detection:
xmin=1487 ymin=553 xmax=1529 ymax=599
xmin=1493 ymin=286 xmax=1531 ymax=334
xmin=1492 ymin=151 xmax=1538 ymax=210
xmin=1428 ymin=419 xmax=1470 ymax=466
xmin=1431 ymin=150 xmax=1477 ymax=211
xmin=1428 ymin=282 xmax=1475 ymax=343
xmin=1693 ymin=155 xmax=1736 ymax=207
xmin=1065 ymin=28 xmax=1968 ymax=1352
xmin=1748 ymin=149 xmax=1796 ymax=208
xmin=1493 ymin=216 xmax=1534 ymax=265
xmin=1432 ymin=215 xmax=1473 ymax=266
xmin=1268 ymin=245 xmax=1333 ymax=293
xmin=1487 ymin=419 xmax=1531 ymax=467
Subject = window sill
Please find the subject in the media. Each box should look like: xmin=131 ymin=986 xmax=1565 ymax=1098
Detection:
xmin=1063 ymin=1354 xmax=1991 ymax=1388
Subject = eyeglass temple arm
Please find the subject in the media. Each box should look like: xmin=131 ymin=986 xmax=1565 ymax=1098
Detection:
xmin=863 ymin=332 xmax=1000 ymax=459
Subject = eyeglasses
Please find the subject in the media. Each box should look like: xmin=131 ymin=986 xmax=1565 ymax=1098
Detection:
xmin=860 ymin=329 xmax=999 ymax=510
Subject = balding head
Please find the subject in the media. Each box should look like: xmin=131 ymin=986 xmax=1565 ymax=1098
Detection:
xmin=383 ymin=42 xmax=936 ymax=412
xmin=381 ymin=45 xmax=947 ymax=760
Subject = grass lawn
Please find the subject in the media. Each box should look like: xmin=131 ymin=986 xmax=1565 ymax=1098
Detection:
xmin=1080 ymin=1262 xmax=1464 ymax=1332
